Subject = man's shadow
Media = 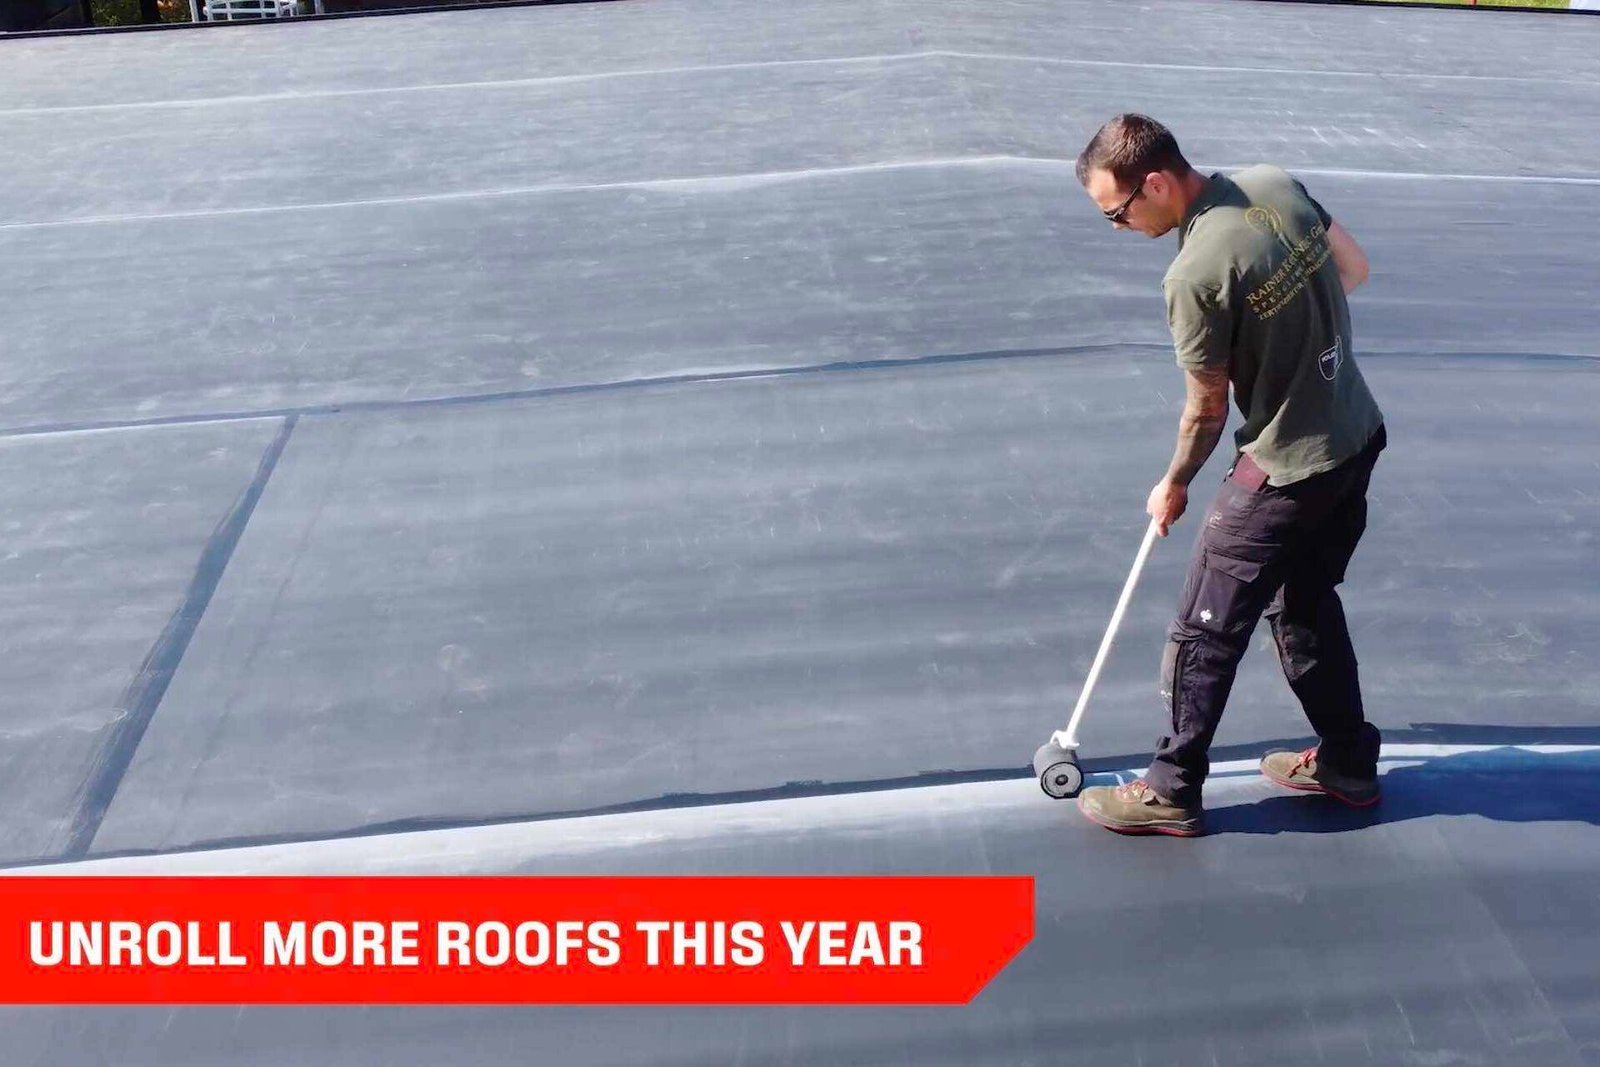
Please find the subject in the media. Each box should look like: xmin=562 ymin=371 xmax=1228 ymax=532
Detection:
xmin=1200 ymin=723 xmax=1600 ymax=835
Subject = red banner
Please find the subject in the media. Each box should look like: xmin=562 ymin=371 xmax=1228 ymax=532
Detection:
xmin=0 ymin=876 xmax=1033 ymax=1004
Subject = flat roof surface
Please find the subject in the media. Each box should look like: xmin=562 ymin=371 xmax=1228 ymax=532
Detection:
xmin=2 ymin=0 xmax=1598 ymax=1062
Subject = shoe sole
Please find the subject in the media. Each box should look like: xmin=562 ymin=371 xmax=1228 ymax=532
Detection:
xmin=1260 ymin=766 xmax=1380 ymax=808
xmin=1077 ymin=799 xmax=1203 ymax=837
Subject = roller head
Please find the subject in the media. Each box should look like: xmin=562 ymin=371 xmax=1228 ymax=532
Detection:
xmin=1033 ymin=740 xmax=1083 ymax=799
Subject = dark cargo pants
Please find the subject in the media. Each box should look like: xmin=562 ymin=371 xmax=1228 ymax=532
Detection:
xmin=1143 ymin=426 xmax=1386 ymax=807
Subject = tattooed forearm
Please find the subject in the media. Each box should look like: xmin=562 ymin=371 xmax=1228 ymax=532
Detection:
xmin=1165 ymin=412 xmax=1228 ymax=487
xmin=1164 ymin=364 xmax=1230 ymax=486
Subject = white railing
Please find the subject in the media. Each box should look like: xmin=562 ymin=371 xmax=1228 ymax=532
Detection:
xmin=196 ymin=0 xmax=310 ymax=20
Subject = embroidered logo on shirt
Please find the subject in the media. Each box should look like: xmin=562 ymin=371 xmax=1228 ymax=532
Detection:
xmin=1245 ymin=206 xmax=1285 ymax=238
xmin=1318 ymin=336 xmax=1343 ymax=381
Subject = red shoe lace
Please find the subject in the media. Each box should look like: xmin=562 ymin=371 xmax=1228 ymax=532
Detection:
xmin=1115 ymin=779 xmax=1152 ymax=801
xmin=1296 ymin=747 xmax=1318 ymax=770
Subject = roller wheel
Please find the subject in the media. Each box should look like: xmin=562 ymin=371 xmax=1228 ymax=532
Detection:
xmin=1033 ymin=741 xmax=1083 ymax=799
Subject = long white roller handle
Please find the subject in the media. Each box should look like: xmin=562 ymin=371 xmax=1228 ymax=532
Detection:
xmin=1052 ymin=519 xmax=1161 ymax=750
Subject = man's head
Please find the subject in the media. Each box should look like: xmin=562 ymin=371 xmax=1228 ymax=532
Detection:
xmin=1076 ymin=114 xmax=1201 ymax=238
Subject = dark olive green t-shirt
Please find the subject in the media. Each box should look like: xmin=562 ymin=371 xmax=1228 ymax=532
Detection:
xmin=1164 ymin=165 xmax=1383 ymax=486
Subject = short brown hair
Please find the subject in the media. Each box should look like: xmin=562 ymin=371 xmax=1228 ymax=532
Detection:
xmin=1075 ymin=114 xmax=1192 ymax=188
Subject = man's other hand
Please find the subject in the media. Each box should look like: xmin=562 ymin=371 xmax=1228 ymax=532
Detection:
xmin=1147 ymin=479 xmax=1188 ymax=537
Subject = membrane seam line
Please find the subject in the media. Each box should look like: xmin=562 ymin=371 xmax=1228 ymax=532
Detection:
xmin=18 ymin=766 xmax=1041 ymax=871
xmin=1 ymin=345 xmax=1595 ymax=443
xmin=58 ymin=415 xmax=300 ymax=862
xmin=4 ymin=156 xmax=1598 ymax=232
xmin=14 ymin=742 xmax=1600 ymax=872
xmin=0 ymin=156 xmax=1017 ymax=231
xmin=2 ymin=48 xmax=1593 ymax=118
xmin=0 ymin=344 xmax=1144 ymax=440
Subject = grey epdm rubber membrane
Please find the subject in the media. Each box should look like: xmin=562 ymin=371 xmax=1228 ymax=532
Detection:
xmin=2 ymin=0 xmax=1598 ymax=1062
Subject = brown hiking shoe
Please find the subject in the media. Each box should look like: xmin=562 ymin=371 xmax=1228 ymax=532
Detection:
xmin=1078 ymin=779 xmax=1204 ymax=837
xmin=1260 ymin=746 xmax=1380 ymax=807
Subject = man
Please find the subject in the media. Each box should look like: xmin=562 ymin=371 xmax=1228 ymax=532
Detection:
xmin=1073 ymin=114 xmax=1387 ymax=836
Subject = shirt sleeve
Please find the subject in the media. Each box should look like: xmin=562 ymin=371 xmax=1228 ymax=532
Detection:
xmin=1291 ymin=176 xmax=1334 ymax=228
xmin=1164 ymin=276 xmax=1232 ymax=370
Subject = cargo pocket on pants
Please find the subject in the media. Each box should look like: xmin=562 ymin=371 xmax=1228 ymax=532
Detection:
xmin=1186 ymin=550 xmax=1264 ymax=637
xmin=1159 ymin=638 xmax=1182 ymax=729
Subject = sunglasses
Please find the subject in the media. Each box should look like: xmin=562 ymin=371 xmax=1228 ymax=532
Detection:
xmin=1103 ymin=177 xmax=1145 ymax=225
